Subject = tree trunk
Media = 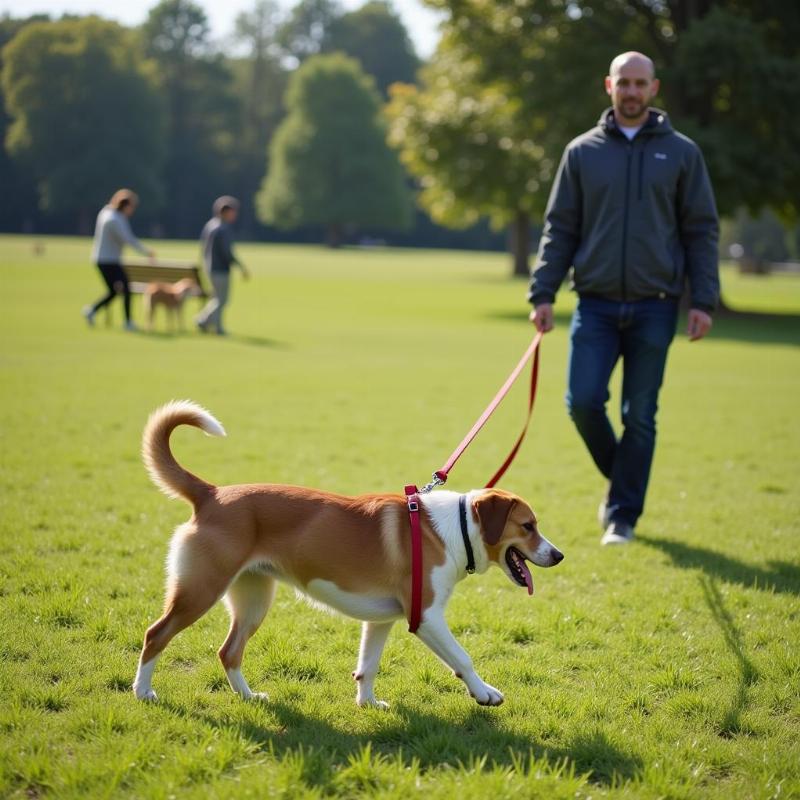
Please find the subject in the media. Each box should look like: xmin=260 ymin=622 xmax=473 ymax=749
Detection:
xmin=509 ymin=209 xmax=531 ymax=278
xmin=77 ymin=207 xmax=92 ymax=236
xmin=326 ymin=223 xmax=342 ymax=248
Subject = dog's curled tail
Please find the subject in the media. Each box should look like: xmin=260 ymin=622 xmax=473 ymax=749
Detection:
xmin=142 ymin=400 xmax=226 ymax=506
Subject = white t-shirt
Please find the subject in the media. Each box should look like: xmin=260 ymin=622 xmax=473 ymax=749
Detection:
xmin=619 ymin=125 xmax=642 ymax=140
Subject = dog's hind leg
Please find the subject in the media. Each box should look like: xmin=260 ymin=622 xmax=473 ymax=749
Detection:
xmin=143 ymin=294 xmax=154 ymax=332
xmin=133 ymin=581 xmax=224 ymax=701
xmin=353 ymin=621 xmax=394 ymax=709
xmin=134 ymin=528 xmax=232 ymax=701
xmin=218 ymin=570 xmax=276 ymax=700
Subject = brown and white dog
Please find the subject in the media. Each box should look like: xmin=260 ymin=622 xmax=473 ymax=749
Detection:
xmin=143 ymin=278 xmax=198 ymax=332
xmin=133 ymin=401 xmax=564 ymax=707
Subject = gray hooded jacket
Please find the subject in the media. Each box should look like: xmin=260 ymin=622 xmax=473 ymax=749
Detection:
xmin=528 ymin=108 xmax=719 ymax=311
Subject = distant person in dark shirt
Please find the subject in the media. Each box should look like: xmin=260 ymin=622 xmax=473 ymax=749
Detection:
xmin=196 ymin=196 xmax=249 ymax=335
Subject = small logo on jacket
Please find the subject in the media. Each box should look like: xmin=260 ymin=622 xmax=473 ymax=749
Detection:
xmin=654 ymin=152 xmax=668 ymax=160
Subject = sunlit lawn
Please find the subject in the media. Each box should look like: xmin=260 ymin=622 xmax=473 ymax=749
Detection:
xmin=1 ymin=234 xmax=798 ymax=799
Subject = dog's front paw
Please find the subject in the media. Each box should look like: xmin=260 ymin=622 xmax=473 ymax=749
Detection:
xmin=358 ymin=697 xmax=390 ymax=710
xmin=134 ymin=687 xmax=158 ymax=702
xmin=471 ymin=682 xmax=504 ymax=707
xmin=244 ymin=692 xmax=270 ymax=703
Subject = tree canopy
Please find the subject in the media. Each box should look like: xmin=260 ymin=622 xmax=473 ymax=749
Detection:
xmin=0 ymin=0 xmax=797 ymax=253
xmin=421 ymin=0 xmax=800 ymax=220
xmin=1 ymin=16 xmax=165 ymax=232
xmin=0 ymin=15 xmax=43 ymax=231
xmin=141 ymin=0 xmax=241 ymax=237
xmin=257 ymin=53 xmax=413 ymax=245
xmin=326 ymin=2 xmax=419 ymax=97
xmin=387 ymin=45 xmax=556 ymax=275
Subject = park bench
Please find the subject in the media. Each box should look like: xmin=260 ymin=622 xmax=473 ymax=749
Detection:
xmin=122 ymin=259 xmax=208 ymax=298
xmin=99 ymin=259 xmax=209 ymax=325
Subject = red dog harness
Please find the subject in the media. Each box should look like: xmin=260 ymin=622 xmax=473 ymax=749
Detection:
xmin=405 ymin=333 xmax=543 ymax=633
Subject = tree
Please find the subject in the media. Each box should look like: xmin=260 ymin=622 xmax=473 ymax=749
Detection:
xmin=0 ymin=15 xmax=45 ymax=232
xmin=387 ymin=46 xmax=554 ymax=276
xmin=2 ymin=16 xmax=164 ymax=232
xmin=141 ymin=0 xmax=241 ymax=237
xmin=230 ymin=0 xmax=288 ymax=235
xmin=277 ymin=0 xmax=342 ymax=63
xmin=326 ymin=1 xmax=420 ymax=97
xmin=257 ymin=53 xmax=413 ymax=246
xmin=391 ymin=0 xmax=800 ymax=273
xmin=423 ymin=0 xmax=800 ymax=221
xmin=277 ymin=0 xmax=418 ymax=96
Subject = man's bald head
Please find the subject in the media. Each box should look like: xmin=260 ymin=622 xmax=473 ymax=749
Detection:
xmin=609 ymin=52 xmax=655 ymax=80
xmin=605 ymin=51 xmax=659 ymax=126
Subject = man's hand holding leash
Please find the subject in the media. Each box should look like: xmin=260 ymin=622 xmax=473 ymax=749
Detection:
xmin=529 ymin=303 xmax=554 ymax=333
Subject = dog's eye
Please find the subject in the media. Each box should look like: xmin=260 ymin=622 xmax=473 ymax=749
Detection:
xmin=522 ymin=522 xmax=535 ymax=532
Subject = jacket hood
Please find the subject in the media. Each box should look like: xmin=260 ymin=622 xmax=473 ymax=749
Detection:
xmin=598 ymin=107 xmax=673 ymax=136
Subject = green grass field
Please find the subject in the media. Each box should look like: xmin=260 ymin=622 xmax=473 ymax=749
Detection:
xmin=1 ymin=234 xmax=799 ymax=799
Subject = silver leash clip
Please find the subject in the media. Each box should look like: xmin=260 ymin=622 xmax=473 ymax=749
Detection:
xmin=419 ymin=472 xmax=446 ymax=494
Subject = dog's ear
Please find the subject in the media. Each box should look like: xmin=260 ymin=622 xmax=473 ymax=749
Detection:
xmin=473 ymin=492 xmax=517 ymax=546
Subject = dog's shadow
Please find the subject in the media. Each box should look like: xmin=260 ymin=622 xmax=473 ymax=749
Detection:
xmin=174 ymin=698 xmax=642 ymax=787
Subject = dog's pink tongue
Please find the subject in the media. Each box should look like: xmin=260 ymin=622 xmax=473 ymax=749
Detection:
xmin=521 ymin=562 xmax=534 ymax=596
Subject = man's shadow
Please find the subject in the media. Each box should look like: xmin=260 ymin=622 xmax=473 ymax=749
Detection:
xmin=171 ymin=699 xmax=643 ymax=788
xmin=697 ymin=575 xmax=760 ymax=737
xmin=638 ymin=534 xmax=800 ymax=596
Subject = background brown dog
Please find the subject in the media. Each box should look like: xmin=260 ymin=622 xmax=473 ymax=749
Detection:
xmin=143 ymin=278 xmax=198 ymax=332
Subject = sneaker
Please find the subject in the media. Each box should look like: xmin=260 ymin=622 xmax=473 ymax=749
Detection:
xmin=196 ymin=318 xmax=209 ymax=333
xmin=82 ymin=306 xmax=95 ymax=327
xmin=598 ymin=499 xmax=610 ymax=530
xmin=124 ymin=320 xmax=139 ymax=332
xmin=601 ymin=520 xmax=635 ymax=545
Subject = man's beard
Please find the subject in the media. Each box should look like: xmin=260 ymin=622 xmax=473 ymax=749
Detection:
xmin=617 ymin=98 xmax=647 ymax=120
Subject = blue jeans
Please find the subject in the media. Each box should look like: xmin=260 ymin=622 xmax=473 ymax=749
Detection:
xmin=566 ymin=296 xmax=678 ymax=527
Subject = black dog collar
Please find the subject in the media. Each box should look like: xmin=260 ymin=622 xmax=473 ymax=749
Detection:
xmin=459 ymin=494 xmax=476 ymax=574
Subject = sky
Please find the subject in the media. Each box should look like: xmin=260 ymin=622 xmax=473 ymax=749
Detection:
xmin=1 ymin=0 xmax=444 ymax=57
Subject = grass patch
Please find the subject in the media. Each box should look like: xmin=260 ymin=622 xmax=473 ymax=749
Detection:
xmin=1 ymin=234 xmax=799 ymax=798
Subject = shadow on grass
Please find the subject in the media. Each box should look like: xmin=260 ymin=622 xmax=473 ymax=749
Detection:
xmin=180 ymin=698 xmax=642 ymax=787
xmin=707 ymin=310 xmax=800 ymax=346
xmin=485 ymin=308 xmax=800 ymax=347
xmin=638 ymin=534 xmax=800 ymax=596
xmin=698 ymin=576 xmax=759 ymax=738
xmin=143 ymin=330 xmax=289 ymax=349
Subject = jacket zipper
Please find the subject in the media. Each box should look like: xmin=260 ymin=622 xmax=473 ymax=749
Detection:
xmin=638 ymin=147 xmax=645 ymax=201
xmin=621 ymin=141 xmax=632 ymax=301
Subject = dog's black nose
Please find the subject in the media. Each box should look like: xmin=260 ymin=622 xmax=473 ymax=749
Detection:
xmin=551 ymin=549 xmax=564 ymax=564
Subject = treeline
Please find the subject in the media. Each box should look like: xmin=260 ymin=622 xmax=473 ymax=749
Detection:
xmin=0 ymin=0 xmax=504 ymax=250
xmin=2 ymin=0 xmax=799 ymax=267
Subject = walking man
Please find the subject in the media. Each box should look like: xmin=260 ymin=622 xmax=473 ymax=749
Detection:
xmin=196 ymin=196 xmax=249 ymax=335
xmin=528 ymin=51 xmax=719 ymax=545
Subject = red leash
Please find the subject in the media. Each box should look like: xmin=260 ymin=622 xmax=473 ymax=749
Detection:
xmin=406 ymin=332 xmax=543 ymax=632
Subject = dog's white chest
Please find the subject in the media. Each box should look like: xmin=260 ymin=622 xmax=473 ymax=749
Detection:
xmin=303 ymin=580 xmax=403 ymax=623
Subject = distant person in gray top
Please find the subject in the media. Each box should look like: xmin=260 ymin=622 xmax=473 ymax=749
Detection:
xmin=83 ymin=189 xmax=155 ymax=331
xmin=196 ymin=196 xmax=249 ymax=335
xmin=528 ymin=52 xmax=719 ymax=546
